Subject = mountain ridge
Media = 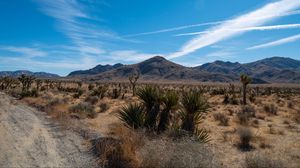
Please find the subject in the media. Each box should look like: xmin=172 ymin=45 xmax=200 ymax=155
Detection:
xmin=0 ymin=70 xmax=60 ymax=78
xmin=67 ymin=56 xmax=300 ymax=83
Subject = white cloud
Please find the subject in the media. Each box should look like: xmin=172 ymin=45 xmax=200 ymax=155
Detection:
xmin=125 ymin=9 xmax=300 ymax=38
xmin=0 ymin=46 xmax=47 ymax=57
xmin=247 ymin=34 xmax=300 ymax=50
xmin=175 ymin=23 xmax=300 ymax=36
xmin=109 ymin=50 xmax=160 ymax=62
xmin=167 ymin=0 xmax=300 ymax=59
xmin=205 ymin=51 xmax=235 ymax=58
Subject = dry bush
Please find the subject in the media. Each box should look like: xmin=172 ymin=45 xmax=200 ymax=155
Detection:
xmin=237 ymin=106 xmax=256 ymax=125
xmin=69 ymin=102 xmax=97 ymax=119
xmin=85 ymin=95 xmax=99 ymax=105
xmin=213 ymin=112 xmax=229 ymax=126
xmin=245 ymin=152 xmax=284 ymax=168
xmin=294 ymin=109 xmax=300 ymax=123
xmin=99 ymin=102 xmax=110 ymax=112
xmin=263 ymin=104 xmax=278 ymax=115
xmin=138 ymin=139 xmax=219 ymax=168
xmin=287 ymin=101 xmax=294 ymax=109
xmin=237 ymin=127 xmax=253 ymax=151
xmin=91 ymin=125 xmax=142 ymax=168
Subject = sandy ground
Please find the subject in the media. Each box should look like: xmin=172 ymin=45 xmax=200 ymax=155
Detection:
xmin=0 ymin=92 xmax=96 ymax=168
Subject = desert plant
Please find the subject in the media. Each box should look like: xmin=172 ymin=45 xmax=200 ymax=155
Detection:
xmin=213 ymin=112 xmax=229 ymax=126
xmin=137 ymin=86 xmax=161 ymax=129
xmin=129 ymin=72 xmax=139 ymax=96
xmin=180 ymin=91 xmax=209 ymax=133
xmin=237 ymin=127 xmax=253 ymax=151
xmin=194 ymin=128 xmax=211 ymax=143
xmin=240 ymin=74 xmax=252 ymax=105
xmin=157 ymin=91 xmax=179 ymax=133
xmin=69 ymin=102 xmax=97 ymax=119
xmin=18 ymin=74 xmax=35 ymax=92
xmin=73 ymin=89 xmax=83 ymax=98
xmin=35 ymin=79 xmax=43 ymax=91
xmin=99 ymin=102 xmax=110 ymax=112
xmin=118 ymin=103 xmax=145 ymax=129
xmin=245 ymin=152 xmax=284 ymax=168
xmin=88 ymin=83 xmax=95 ymax=91
xmin=263 ymin=104 xmax=278 ymax=115
xmin=85 ymin=95 xmax=99 ymax=105
xmin=92 ymin=85 xmax=107 ymax=99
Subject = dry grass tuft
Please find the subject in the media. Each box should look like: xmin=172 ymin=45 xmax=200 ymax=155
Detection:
xmin=245 ymin=152 xmax=284 ymax=168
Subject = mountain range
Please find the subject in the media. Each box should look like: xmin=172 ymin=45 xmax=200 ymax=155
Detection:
xmin=0 ymin=70 xmax=60 ymax=78
xmin=67 ymin=56 xmax=300 ymax=84
xmin=1 ymin=57 xmax=299 ymax=83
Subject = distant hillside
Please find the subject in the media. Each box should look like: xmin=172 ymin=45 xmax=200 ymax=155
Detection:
xmin=196 ymin=57 xmax=300 ymax=83
xmin=68 ymin=63 xmax=123 ymax=76
xmin=68 ymin=56 xmax=300 ymax=83
xmin=0 ymin=70 xmax=60 ymax=78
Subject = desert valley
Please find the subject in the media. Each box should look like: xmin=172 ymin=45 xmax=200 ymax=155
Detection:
xmin=0 ymin=56 xmax=300 ymax=167
xmin=1 ymin=0 xmax=300 ymax=168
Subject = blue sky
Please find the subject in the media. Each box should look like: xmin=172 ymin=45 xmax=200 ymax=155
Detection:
xmin=0 ymin=0 xmax=300 ymax=76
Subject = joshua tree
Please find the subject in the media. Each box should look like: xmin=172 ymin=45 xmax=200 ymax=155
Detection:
xmin=44 ymin=79 xmax=51 ymax=91
xmin=18 ymin=75 xmax=35 ymax=92
xmin=129 ymin=72 xmax=140 ymax=96
xmin=240 ymin=74 xmax=252 ymax=105
xmin=35 ymin=79 xmax=43 ymax=91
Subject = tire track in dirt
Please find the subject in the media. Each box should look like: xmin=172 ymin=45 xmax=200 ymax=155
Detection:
xmin=0 ymin=93 xmax=96 ymax=167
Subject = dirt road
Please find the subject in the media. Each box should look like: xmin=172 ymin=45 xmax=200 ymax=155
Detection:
xmin=0 ymin=93 xmax=96 ymax=167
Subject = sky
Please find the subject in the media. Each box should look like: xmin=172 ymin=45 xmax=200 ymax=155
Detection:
xmin=0 ymin=0 xmax=300 ymax=76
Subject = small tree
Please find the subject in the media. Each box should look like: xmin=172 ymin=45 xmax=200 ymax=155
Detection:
xmin=18 ymin=75 xmax=35 ymax=92
xmin=129 ymin=72 xmax=139 ymax=96
xmin=35 ymin=79 xmax=43 ymax=91
xmin=240 ymin=74 xmax=252 ymax=105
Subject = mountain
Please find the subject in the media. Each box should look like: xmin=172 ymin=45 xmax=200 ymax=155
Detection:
xmin=69 ymin=56 xmax=239 ymax=83
xmin=196 ymin=57 xmax=300 ymax=83
xmin=0 ymin=70 xmax=60 ymax=78
xmin=68 ymin=63 xmax=123 ymax=76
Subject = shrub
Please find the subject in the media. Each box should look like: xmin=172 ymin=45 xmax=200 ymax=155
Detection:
xmin=237 ymin=106 xmax=256 ymax=125
xmin=264 ymin=104 xmax=278 ymax=115
xmin=91 ymin=125 xmax=141 ymax=168
xmin=213 ymin=112 xmax=229 ymax=126
xmin=73 ymin=89 xmax=83 ymax=98
xmin=92 ymin=86 xmax=107 ymax=99
xmin=85 ymin=95 xmax=99 ymax=105
xmin=157 ymin=91 xmax=179 ymax=133
xmin=69 ymin=102 xmax=97 ymax=119
xmin=237 ymin=127 xmax=253 ymax=151
xmin=245 ymin=152 xmax=284 ymax=168
xmin=99 ymin=102 xmax=110 ymax=113
xmin=136 ymin=86 xmax=161 ymax=129
xmin=20 ymin=89 xmax=38 ymax=99
xmin=180 ymin=91 xmax=209 ymax=133
xmin=118 ymin=103 xmax=145 ymax=129
xmin=139 ymin=139 xmax=219 ymax=168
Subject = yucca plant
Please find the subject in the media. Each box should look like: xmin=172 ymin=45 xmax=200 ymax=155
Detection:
xmin=194 ymin=128 xmax=211 ymax=143
xmin=180 ymin=91 xmax=209 ymax=133
xmin=118 ymin=103 xmax=145 ymax=129
xmin=137 ymin=86 xmax=161 ymax=129
xmin=157 ymin=91 xmax=179 ymax=133
xmin=240 ymin=74 xmax=252 ymax=105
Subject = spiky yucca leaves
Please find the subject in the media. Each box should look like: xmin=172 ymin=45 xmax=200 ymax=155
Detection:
xmin=180 ymin=91 xmax=209 ymax=133
xmin=194 ymin=129 xmax=211 ymax=143
xmin=157 ymin=91 xmax=179 ymax=133
xmin=118 ymin=103 xmax=145 ymax=129
xmin=240 ymin=74 xmax=252 ymax=105
xmin=137 ymin=86 xmax=161 ymax=129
